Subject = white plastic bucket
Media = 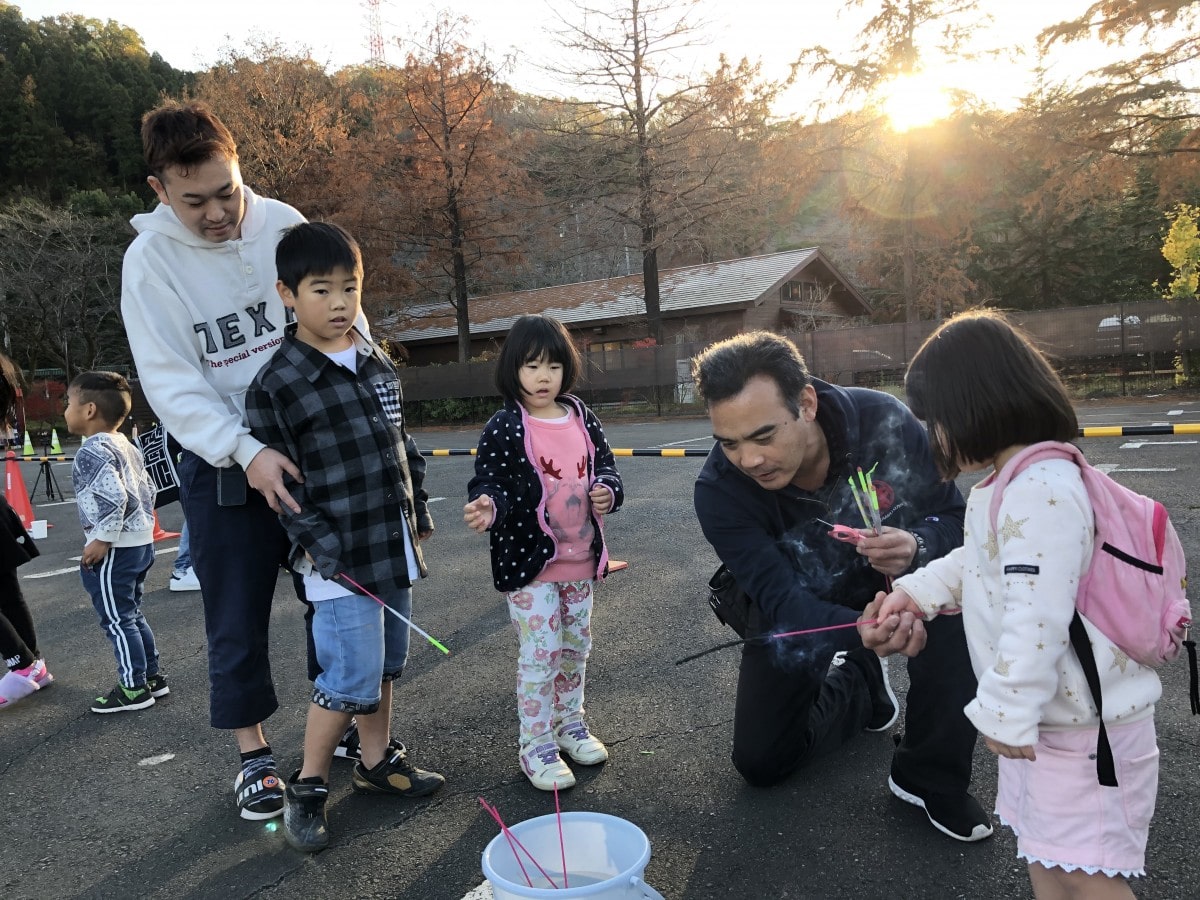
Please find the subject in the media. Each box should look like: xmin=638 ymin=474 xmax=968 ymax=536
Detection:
xmin=482 ymin=811 xmax=665 ymax=899
xmin=29 ymin=520 xmax=47 ymax=539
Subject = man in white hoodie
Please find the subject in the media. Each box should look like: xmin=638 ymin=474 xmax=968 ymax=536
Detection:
xmin=121 ymin=102 xmax=315 ymax=821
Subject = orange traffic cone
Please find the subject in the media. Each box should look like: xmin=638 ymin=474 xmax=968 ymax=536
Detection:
xmin=4 ymin=450 xmax=35 ymax=530
xmin=152 ymin=509 xmax=181 ymax=542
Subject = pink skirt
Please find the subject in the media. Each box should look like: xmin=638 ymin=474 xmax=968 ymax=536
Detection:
xmin=995 ymin=717 xmax=1158 ymax=878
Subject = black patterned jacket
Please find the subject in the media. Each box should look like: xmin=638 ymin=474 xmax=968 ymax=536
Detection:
xmin=245 ymin=325 xmax=430 ymax=597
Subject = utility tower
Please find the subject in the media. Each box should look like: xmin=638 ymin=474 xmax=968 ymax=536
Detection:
xmin=365 ymin=0 xmax=385 ymax=64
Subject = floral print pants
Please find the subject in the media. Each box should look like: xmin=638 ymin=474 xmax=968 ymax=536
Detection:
xmin=505 ymin=578 xmax=594 ymax=748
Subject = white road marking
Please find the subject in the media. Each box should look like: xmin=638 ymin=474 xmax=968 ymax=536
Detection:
xmin=1116 ymin=468 xmax=1178 ymax=473
xmin=23 ymin=566 xmax=79 ymax=579
xmin=138 ymin=753 xmax=176 ymax=767
xmin=1168 ymin=409 xmax=1183 ymax=416
xmin=1120 ymin=440 xmax=1196 ymax=449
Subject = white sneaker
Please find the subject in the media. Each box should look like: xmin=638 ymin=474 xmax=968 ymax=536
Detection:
xmin=555 ymin=719 xmax=609 ymax=765
xmin=169 ymin=567 xmax=201 ymax=592
xmin=519 ymin=741 xmax=575 ymax=791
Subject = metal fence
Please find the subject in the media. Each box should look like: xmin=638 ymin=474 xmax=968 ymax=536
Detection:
xmin=401 ymin=299 xmax=1200 ymax=422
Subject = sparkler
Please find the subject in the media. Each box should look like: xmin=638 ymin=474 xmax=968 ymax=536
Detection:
xmin=555 ymin=782 xmax=568 ymax=889
xmin=479 ymin=797 xmax=558 ymax=889
xmin=675 ymin=618 xmax=882 ymax=665
xmin=335 ymin=573 xmax=451 ymax=655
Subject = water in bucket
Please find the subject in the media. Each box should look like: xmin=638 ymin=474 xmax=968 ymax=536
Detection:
xmin=482 ymin=811 xmax=665 ymax=899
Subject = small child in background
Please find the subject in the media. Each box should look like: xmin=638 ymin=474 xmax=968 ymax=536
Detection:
xmin=464 ymin=314 xmax=624 ymax=791
xmin=66 ymin=372 xmax=168 ymax=714
xmin=870 ymin=310 xmax=1161 ymax=900
xmin=0 ymin=352 xmax=53 ymax=709
xmin=245 ymin=221 xmax=444 ymax=853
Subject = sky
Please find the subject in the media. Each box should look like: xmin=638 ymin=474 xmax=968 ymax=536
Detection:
xmin=7 ymin=0 xmax=1167 ymax=119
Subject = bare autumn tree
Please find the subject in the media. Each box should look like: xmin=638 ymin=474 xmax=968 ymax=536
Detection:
xmin=1037 ymin=1 xmax=1200 ymax=160
xmin=795 ymin=0 xmax=987 ymax=322
xmin=0 ymin=197 xmax=133 ymax=378
xmin=190 ymin=40 xmax=355 ymax=218
xmin=362 ymin=14 xmax=544 ymax=362
xmin=537 ymin=0 xmax=783 ymax=344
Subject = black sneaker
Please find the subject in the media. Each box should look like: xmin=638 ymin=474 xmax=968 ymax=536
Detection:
xmin=888 ymin=770 xmax=993 ymax=842
xmin=146 ymin=673 xmax=170 ymax=698
xmin=334 ymin=720 xmax=408 ymax=761
xmin=234 ymin=766 xmax=285 ymax=820
xmin=351 ymin=746 xmax=445 ymax=798
xmin=90 ymin=683 xmax=155 ymax=714
xmin=831 ymin=647 xmax=900 ymax=732
xmin=283 ymin=771 xmax=330 ymax=852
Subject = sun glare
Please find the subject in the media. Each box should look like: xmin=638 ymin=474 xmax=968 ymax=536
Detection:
xmin=880 ymin=72 xmax=954 ymax=132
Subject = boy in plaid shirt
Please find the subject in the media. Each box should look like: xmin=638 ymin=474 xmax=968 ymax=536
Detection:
xmin=245 ymin=222 xmax=444 ymax=852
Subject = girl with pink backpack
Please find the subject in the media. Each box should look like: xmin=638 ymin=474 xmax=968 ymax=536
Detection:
xmin=870 ymin=310 xmax=1165 ymax=900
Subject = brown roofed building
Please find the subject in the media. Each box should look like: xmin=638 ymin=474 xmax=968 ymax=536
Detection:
xmin=378 ymin=248 xmax=870 ymax=367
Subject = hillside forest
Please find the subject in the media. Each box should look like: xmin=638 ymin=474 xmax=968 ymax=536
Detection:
xmin=1 ymin=0 xmax=1199 ymax=378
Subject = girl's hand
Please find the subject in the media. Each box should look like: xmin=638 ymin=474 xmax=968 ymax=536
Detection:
xmin=463 ymin=495 xmax=494 ymax=533
xmin=859 ymin=592 xmax=927 ymax=657
xmin=984 ymin=736 xmax=1036 ymax=761
xmin=589 ymin=484 xmax=613 ymax=515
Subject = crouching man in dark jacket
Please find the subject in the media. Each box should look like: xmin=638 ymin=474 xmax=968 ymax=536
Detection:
xmin=691 ymin=331 xmax=990 ymax=842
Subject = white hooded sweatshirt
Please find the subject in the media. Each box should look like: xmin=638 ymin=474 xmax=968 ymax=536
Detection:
xmin=120 ymin=187 xmax=305 ymax=470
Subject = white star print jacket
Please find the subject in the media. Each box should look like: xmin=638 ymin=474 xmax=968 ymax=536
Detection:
xmin=894 ymin=457 xmax=1161 ymax=748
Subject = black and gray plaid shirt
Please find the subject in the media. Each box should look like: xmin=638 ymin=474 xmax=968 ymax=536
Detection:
xmin=245 ymin=326 xmax=431 ymax=597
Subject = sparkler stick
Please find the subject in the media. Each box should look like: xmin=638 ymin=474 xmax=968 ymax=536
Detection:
xmin=336 ymin=573 xmax=451 ymax=655
xmin=555 ymin=782 xmax=568 ymax=888
xmin=675 ymin=619 xmax=882 ymax=665
xmin=479 ymin=797 xmax=558 ymax=888
xmin=847 ymin=476 xmax=872 ymax=530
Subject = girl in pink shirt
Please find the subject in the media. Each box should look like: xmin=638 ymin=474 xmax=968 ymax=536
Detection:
xmin=464 ymin=315 xmax=624 ymax=791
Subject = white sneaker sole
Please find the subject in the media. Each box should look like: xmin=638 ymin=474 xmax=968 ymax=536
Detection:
xmin=865 ymin=655 xmax=900 ymax=732
xmin=887 ymin=776 xmax=994 ymax=842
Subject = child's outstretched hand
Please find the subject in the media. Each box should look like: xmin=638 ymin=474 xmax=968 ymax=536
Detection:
xmin=463 ymin=495 xmax=494 ymax=533
xmin=589 ymin=484 xmax=614 ymax=515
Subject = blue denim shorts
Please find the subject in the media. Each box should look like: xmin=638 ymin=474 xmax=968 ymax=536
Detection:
xmin=310 ymin=588 xmax=411 ymax=713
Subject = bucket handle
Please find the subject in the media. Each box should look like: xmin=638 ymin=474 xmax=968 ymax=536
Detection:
xmin=631 ymin=877 xmax=666 ymax=900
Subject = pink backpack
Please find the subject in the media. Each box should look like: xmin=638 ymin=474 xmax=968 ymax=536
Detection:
xmin=989 ymin=441 xmax=1197 ymax=786
xmin=989 ymin=441 xmax=1191 ymax=667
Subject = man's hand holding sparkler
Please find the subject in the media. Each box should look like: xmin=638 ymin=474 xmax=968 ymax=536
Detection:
xmin=463 ymin=494 xmax=494 ymax=533
xmin=854 ymin=527 xmax=918 ymax=577
xmin=859 ymin=589 xmax=928 ymax=657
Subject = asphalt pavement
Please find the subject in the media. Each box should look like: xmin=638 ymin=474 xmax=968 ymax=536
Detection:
xmin=2 ymin=398 xmax=1198 ymax=899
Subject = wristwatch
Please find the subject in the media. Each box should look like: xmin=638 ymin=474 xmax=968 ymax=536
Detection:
xmin=909 ymin=530 xmax=929 ymax=570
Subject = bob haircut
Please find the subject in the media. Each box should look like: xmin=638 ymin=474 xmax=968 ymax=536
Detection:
xmin=495 ymin=315 xmax=582 ymax=404
xmin=70 ymin=371 xmax=133 ymax=428
xmin=275 ymin=222 xmax=364 ymax=293
xmin=141 ymin=101 xmax=238 ymax=179
xmin=690 ymin=331 xmax=811 ymax=418
xmin=905 ymin=309 xmax=1078 ymax=478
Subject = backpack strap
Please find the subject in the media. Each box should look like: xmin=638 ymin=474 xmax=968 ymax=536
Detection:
xmin=1069 ymin=611 xmax=1118 ymax=787
xmin=986 ymin=441 xmax=1081 ymax=533
xmin=1187 ymin=624 xmax=1198 ymax=715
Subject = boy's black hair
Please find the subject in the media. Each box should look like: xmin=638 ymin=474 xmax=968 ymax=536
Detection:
xmin=690 ymin=331 xmax=811 ymax=418
xmin=495 ymin=315 xmax=582 ymax=404
xmin=905 ymin=309 xmax=1078 ymax=479
xmin=70 ymin=371 xmax=133 ymax=428
xmin=275 ymin=222 xmax=364 ymax=293
xmin=141 ymin=101 xmax=238 ymax=179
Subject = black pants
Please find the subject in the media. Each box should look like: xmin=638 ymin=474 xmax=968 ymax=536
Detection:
xmin=0 ymin=570 xmax=39 ymax=670
xmin=732 ymin=612 xmax=977 ymax=797
xmin=179 ymin=451 xmax=290 ymax=730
